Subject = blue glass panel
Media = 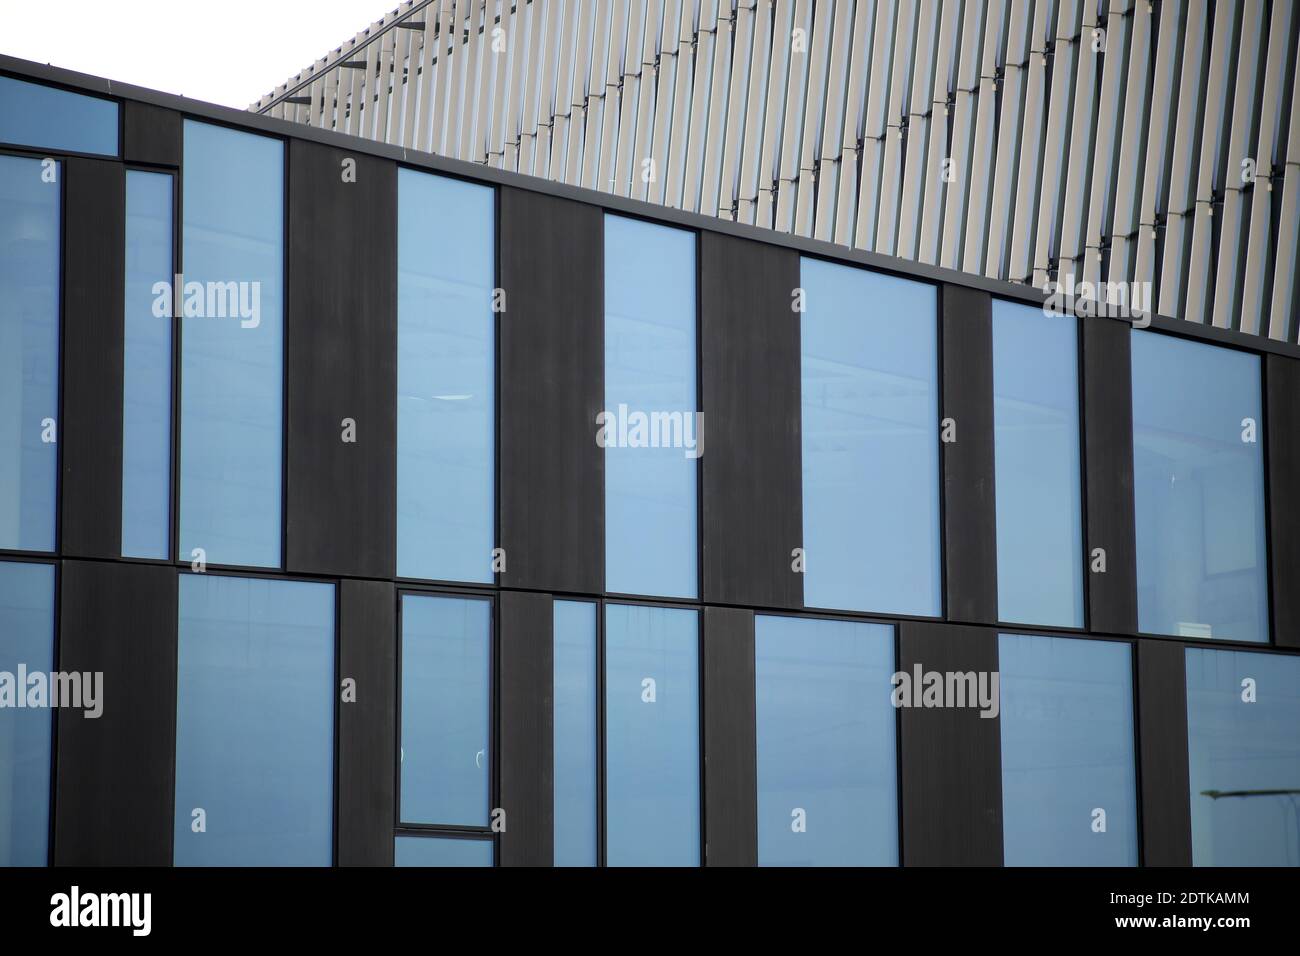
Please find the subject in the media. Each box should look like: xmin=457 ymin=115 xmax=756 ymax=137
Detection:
xmin=122 ymin=170 xmax=174 ymax=559
xmin=998 ymin=634 xmax=1138 ymax=866
xmin=604 ymin=215 xmax=698 ymax=599
xmin=179 ymin=120 xmax=283 ymax=569
xmin=400 ymin=594 xmax=492 ymax=827
xmin=1131 ymin=332 xmax=1268 ymax=642
xmin=553 ymin=600 xmax=597 ymax=866
xmin=0 ymin=75 xmax=118 ymax=155
xmin=0 ymin=154 xmax=59 ymax=552
xmin=992 ymin=300 xmax=1084 ymax=627
xmin=755 ymin=615 xmax=898 ymax=866
xmin=800 ymin=258 xmax=940 ymax=616
xmin=0 ymin=561 xmax=55 ymax=866
xmin=604 ymin=603 xmax=699 ymax=866
xmin=395 ymin=836 xmax=493 ymax=867
xmin=397 ymin=169 xmax=495 ymax=583
xmin=1186 ymin=648 xmax=1300 ymax=866
xmin=174 ymin=575 xmax=334 ymax=866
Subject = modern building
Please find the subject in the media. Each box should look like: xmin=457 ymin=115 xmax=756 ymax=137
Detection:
xmin=258 ymin=0 xmax=1300 ymax=340
xmin=1 ymin=46 xmax=1299 ymax=869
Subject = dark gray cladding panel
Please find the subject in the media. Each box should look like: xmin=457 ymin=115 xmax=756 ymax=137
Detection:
xmin=1082 ymin=317 xmax=1138 ymax=634
xmin=499 ymin=589 xmax=553 ymax=866
xmin=1136 ymin=639 xmax=1192 ymax=866
xmin=123 ymin=101 xmax=182 ymax=167
xmin=702 ymin=606 xmax=757 ymax=866
xmin=338 ymin=578 xmax=397 ymax=866
xmin=940 ymin=284 xmax=997 ymax=624
xmin=1266 ymin=355 xmax=1300 ymax=648
xmin=61 ymin=157 xmax=125 ymax=559
xmin=898 ymin=621 xmax=1003 ymax=866
xmin=700 ymin=233 xmax=802 ymax=609
xmin=285 ymin=140 xmax=397 ymax=579
xmin=54 ymin=560 xmax=177 ymax=866
xmin=498 ymin=186 xmax=604 ymax=594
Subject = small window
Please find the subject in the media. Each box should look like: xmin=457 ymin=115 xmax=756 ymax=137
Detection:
xmin=395 ymin=835 xmax=493 ymax=867
xmin=1186 ymin=647 xmax=1300 ymax=866
xmin=604 ymin=603 xmax=700 ymax=865
xmin=0 ymin=75 xmax=119 ymax=156
xmin=553 ymin=600 xmax=598 ymax=866
xmin=399 ymin=593 xmax=492 ymax=827
xmin=173 ymin=575 xmax=335 ymax=865
xmin=998 ymin=634 xmax=1138 ymax=866
xmin=0 ymin=560 xmax=56 ymax=866
xmin=755 ymin=615 xmax=898 ymax=866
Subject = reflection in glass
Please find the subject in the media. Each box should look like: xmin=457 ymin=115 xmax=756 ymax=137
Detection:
xmin=1186 ymin=648 xmax=1300 ymax=866
xmin=174 ymin=575 xmax=334 ymax=865
xmin=605 ymin=603 xmax=699 ymax=865
xmin=400 ymin=594 xmax=492 ymax=827
xmin=0 ymin=560 xmax=55 ymax=866
xmin=604 ymin=215 xmax=698 ymax=599
xmin=800 ymin=258 xmax=940 ymax=616
xmin=0 ymin=155 xmax=59 ymax=552
xmin=0 ymin=75 xmax=119 ymax=155
xmin=992 ymin=300 xmax=1083 ymax=627
xmin=554 ymin=600 xmax=597 ymax=866
xmin=998 ymin=634 xmax=1138 ymax=866
xmin=180 ymin=121 xmax=284 ymax=568
xmin=1131 ymin=332 xmax=1267 ymax=642
xmin=122 ymin=170 xmax=174 ymax=559
xmin=395 ymin=835 xmax=493 ymax=866
xmin=755 ymin=615 xmax=897 ymax=866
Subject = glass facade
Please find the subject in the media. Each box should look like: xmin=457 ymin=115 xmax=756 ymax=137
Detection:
xmin=397 ymin=170 xmax=495 ymax=584
xmin=800 ymin=258 xmax=941 ymax=616
xmin=992 ymin=300 xmax=1083 ymax=628
xmin=0 ymin=75 xmax=118 ymax=156
xmin=399 ymin=594 xmax=492 ymax=828
xmin=0 ymin=560 xmax=55 ymax=866
xmin=173 ymin=574 xmax=335 ymax=866
xmin=395 ymin=835 xmax=494 ymax=867
xmin=755 ymin=615 xmax=898 ymax=866
xmin=179 ymin=121 xmax=284 ymax=569
xmin=604 ymin=215 xmax=698 ymax=599
xmin=604 ymin=603 xmax=699 ymax=866
xmin=122 ymin=170 xmax=174 ymax=559
xmin=1131 ymin=332 xmax=1268 ymax=643
xmin=553 ymin=600 xmax=598 ymax=867
xmin=998 ymin=634 xmax=1138 ymax=866
xmin=1186 ymin=648 xmax=1300 ymax=866
xmin=0 ymin=154 xmax=59 ymax=553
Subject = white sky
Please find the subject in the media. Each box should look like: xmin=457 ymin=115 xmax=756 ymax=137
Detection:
xmin=0 ymin=0 xmax=397 ymax=108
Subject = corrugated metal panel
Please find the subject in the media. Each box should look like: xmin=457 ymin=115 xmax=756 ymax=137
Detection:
xmin=258 ymin=0 xmax=1300 ymax=338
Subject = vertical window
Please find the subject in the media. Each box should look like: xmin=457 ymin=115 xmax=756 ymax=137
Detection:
xmin=992 ymin=300 xmax=1083 ymax=627
xmin=174 ymin=575 xmax=334 ymax=865
xmin=399 ymin=594 xmax=492 ymax=827
xmin=122 ymin=170 xmax=174 ymax=559
xmin=0 ymin=75 xmax=119 ymax=156
xmin=180 ymin=121 xmax=284 ymax=569
xmin=553 ymin=599 xmax=597 ymax=866
xmin=0 ymin=560 xmax=55 ymax=866
xmin=0 ymin=154 xmax=59 ymax=553
xmin=998 ymin=634 xmax=1138 ymax=866
xmin=604 ymin=604 xmax=699 ymax=865
xmin=395 ymin=834 xmax=494 ymax=866
xmin=1131 ymin=332 xmax=1268 ymax=642
xmin=755 ymin=615 xmax=898 ymax=866
xmin=800 ymin=258 xmax=940 ymax=616
xmin=397 ymin=170 xmax=495 ymax=583
xmin=1186 ymin=648 xmax=1300 ymax=866
xmin=604 ymin=215 xmax=698 ymax=599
